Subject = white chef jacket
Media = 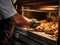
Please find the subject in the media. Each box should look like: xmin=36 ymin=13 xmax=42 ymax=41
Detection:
xmin=0 ymin=0 xmax=17 ymax=20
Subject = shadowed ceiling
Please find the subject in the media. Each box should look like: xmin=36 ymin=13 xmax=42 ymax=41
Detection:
xmin=18 ymin=0 xmax=58 ymax=6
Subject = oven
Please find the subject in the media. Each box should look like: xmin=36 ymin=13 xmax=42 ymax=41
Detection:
xmin=13 ymin=0 xmax=59 ymax=45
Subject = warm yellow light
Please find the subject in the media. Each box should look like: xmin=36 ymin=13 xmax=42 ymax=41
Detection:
xmin=39 ymin=5 xmax=58 ymax=10
xmin=40 ymin=8 xmax=56 ymax=10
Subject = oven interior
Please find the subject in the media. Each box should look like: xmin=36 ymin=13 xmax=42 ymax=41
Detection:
xmin=21 ymin=4 xmax=58 ymax=36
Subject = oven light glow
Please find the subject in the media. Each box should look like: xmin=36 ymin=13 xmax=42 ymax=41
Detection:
xmin=39 ymin=7 xmax=57 ymax=10
xmin=39 ymin=5 xmax=58 ymax=10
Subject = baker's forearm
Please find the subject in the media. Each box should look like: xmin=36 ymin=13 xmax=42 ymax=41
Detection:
xmin=10 ymin=13 xmax=31 ymax=26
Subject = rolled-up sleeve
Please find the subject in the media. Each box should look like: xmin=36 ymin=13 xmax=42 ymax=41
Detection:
xmin=0 ymin=0 xmax=17 ymax=19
